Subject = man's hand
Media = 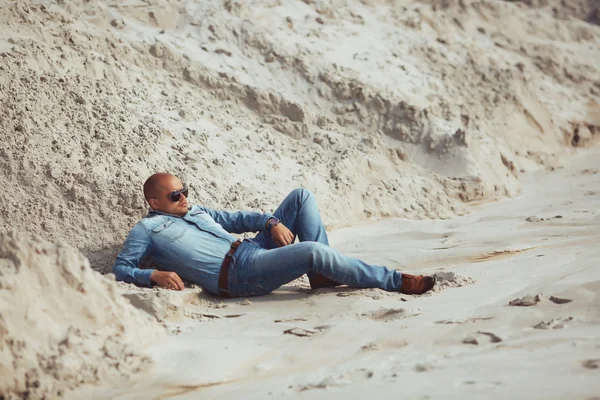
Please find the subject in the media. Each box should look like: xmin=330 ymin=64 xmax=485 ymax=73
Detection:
xmin=271 ymin=223 xmax=294 ymax=247
xmin=151 ymin=271 xmax=184 ymax=290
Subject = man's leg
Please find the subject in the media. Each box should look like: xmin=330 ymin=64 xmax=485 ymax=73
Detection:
xmin=229 ymin=241 xmax=401 ymax=297
xmin=253 ymin=188 xmax=328 ymax=248
xmin=235 ymin=188 xmax=434 ymax=296
xmin=252 ymin=188 xmax=339 ymax=288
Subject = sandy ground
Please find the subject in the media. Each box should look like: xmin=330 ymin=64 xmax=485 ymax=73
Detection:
xmin=2 ymin=0 xmax=600 ymax=398
xmin=71 ymin=149 xmax=600 ymax=399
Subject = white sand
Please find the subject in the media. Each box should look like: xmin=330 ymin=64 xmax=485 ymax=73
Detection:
xmin=0 ymin=232 xmax=163 ymax=398
xmin=1 ymin=0 xmax=600 ymax=398
xmin=73 ymin=147 xmax=600 ymax=400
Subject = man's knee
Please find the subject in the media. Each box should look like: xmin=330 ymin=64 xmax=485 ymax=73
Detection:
xmin=298 ymin=242 xmax=332 ymax=266
xmin=296 ymin=241 xmax=325 ymax=255
xmin=290 ymin=187 xmax=313 ymax=206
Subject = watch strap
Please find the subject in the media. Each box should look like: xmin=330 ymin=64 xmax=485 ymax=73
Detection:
xmin=266 ymin=217 xmax=280 ymax=232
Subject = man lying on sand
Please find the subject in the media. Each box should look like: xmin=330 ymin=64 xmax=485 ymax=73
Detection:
xmin=113 ymin=173 xmax=435 ymax=297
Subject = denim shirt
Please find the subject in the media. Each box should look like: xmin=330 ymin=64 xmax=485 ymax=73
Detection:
xmin=112 ymin=205 xmax=274 ymax=294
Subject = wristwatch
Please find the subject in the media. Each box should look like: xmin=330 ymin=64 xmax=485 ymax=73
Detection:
xmin=266 ymin=217 xmax=280 ymax=232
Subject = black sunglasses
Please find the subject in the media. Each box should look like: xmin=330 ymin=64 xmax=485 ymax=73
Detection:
xmin=167 ymin=187 xmax=188 ymax=202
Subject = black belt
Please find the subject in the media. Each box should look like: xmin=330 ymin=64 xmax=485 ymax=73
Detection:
xmin=218 ymin=240 xmax=242 ymax=297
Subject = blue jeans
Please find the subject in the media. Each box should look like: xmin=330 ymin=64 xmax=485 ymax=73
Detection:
xmin=226 ymin=189 xmax=402 ymax=297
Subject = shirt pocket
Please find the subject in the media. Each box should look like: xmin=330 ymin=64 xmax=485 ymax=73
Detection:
xmin=151 ymin=220 xmax=187 ymax=242
xmin=189 ymin=212 xmax=222 ymax=230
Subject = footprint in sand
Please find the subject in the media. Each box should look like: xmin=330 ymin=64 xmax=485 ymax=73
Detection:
xmin=525 ymin=215 xmax=563 ymax=223
xmin=509 ymin=294 xmax=540 ymax=306
xmin=283 ymin=325 xmax=329 ymax=337
xmin=415 ymin=362 xmax=436 ymax=372
xmin=463 ymin=331 xmax=502 ymax=345
xmin=533 ymin=316 xmax=574 ymax=330
xmin=283 ymin=328 xmax=317 ymax=337
xmin=509 ymin=294 xmax=572 ymax=306
xmin=361 ymin=338 xmax=408 ymax=352
xmin=190 ymin=312 xmax=245 ymax=319
xmin=472 ymin=248 xmax=535 ymax=263
xmin=435 ymin=317 xmax=494 ymax=324
xmin=297 ymin=369 xmax=374 ymax=391
xmin=360 ymin=308 xmax=420 ymax=322
xmin=274 ymin=318 xmax=308 ymax=323
xmin=549 ymin=295 xmax=572 ymax=304
xmin=582 ymin=359 xmax=600 ymax=369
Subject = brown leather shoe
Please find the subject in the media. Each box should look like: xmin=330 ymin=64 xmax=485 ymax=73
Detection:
xmin=400 ymin=274 xmax=435 ymax=295
xmin=309 ymin=273 xmax=342 ymax=290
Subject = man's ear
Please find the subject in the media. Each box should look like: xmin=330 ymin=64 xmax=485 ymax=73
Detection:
xmin=148 ymin=198 xmax=158 ymax=209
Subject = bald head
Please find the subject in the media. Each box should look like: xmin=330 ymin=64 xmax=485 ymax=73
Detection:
xmin=143 ymin=173 xmax=175 ymax=203
xmin=143 ymin=173 xmax=190 ymax=216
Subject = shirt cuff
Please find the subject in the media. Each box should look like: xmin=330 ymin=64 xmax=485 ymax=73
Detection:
xmin=261 ymin=213 xmax=275 ymax=232
xmin=137 ymin=269 xmax=155 ymax=287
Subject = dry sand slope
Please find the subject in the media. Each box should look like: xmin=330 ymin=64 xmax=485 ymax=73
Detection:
xmin=0 ymin=0 xmax=600 ymax=399
xmin=0 ymin=0 xmax=599 ymax=271
xmin=0 ymin=232 xmax=163 ymax=399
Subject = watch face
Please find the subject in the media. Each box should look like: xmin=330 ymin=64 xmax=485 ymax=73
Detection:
xmin=269 ymin=218 xmax=279 ymax=226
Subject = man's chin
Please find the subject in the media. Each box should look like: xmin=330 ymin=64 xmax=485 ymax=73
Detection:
xmin=178 ymin=205 xmax=189 ymax=215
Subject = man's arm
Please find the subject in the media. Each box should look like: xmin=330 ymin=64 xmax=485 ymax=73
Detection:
xmin=112 ymin=223 xmax=156 ymax=287
xmin=196 ymin=206 xmax=274 ymax=234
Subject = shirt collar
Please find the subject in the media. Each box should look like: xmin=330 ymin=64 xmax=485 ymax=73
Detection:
xmin=145 ymin=206 xmax=192 ymax=218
